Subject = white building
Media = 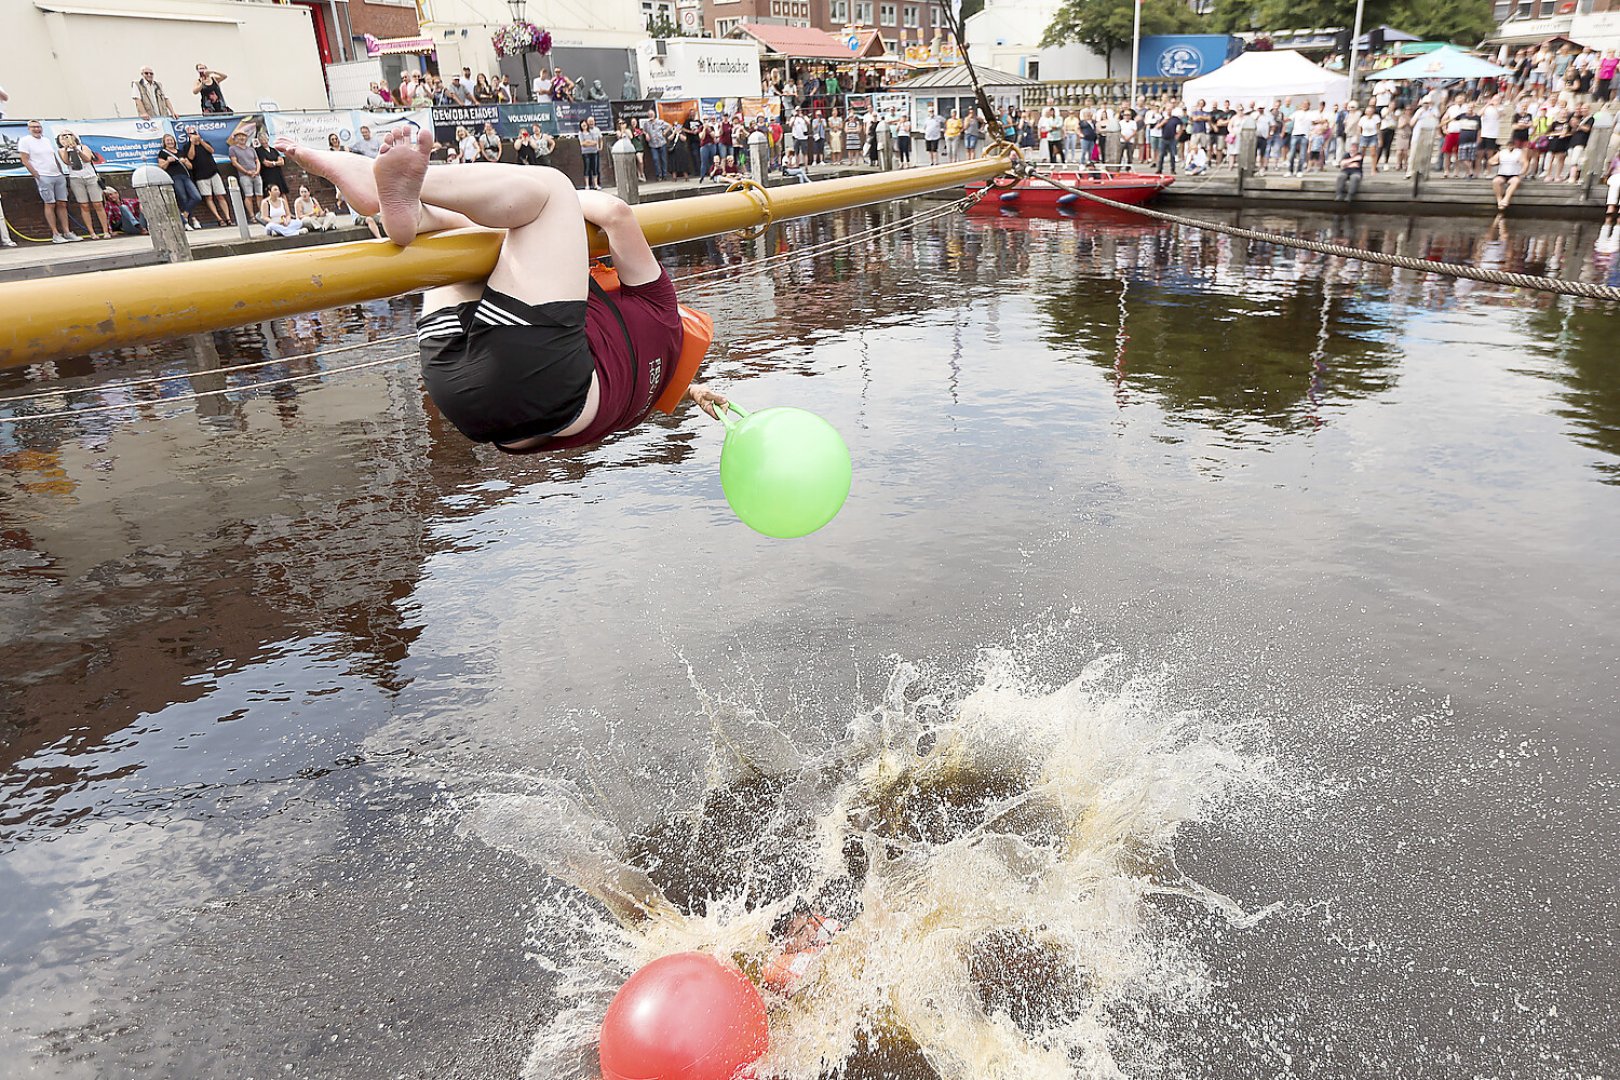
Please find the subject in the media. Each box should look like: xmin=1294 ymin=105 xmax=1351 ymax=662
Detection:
xmin=636 ymin=37 xmax=762 ymax=99
xmin=963 ymin=0 xmax=1062 ymax=79
xmin=421 ymin=0 xmax=649 ymax=77
xmin=1 ymin=0 xmax=330 ymax=120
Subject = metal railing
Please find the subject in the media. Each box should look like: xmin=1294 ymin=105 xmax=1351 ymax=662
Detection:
xmin=1021 ymin=78 xmax=1191 ymax=108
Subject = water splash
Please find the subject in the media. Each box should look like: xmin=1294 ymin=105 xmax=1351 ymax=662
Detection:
xmin=462 ymin=650 xmax=1276 ymax=1079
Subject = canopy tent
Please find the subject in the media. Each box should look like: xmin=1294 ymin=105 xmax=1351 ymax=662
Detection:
xmin=1181 ymin=50 xmax=1349 ymax=107
xmin=1366 ymin=45 xmax=1510 ymax=81
xmin=1354 ymin=25 xmax=1420 ymax=48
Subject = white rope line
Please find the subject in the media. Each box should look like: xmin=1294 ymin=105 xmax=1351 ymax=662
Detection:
xmin=0 ymin=354 xmax=412 ymax=424
xmin=0 ymin=332 xmax=417 ymax=405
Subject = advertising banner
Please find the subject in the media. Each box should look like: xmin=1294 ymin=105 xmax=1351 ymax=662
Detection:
xmin=430 ymin=104 xmax=500 ymax=145
xmin=0 ymin=122 xmax=28 ymax=172
xmin=845 ymin=94 xmax=871 ymax=116
xmin=736 ymin=96 xmax=774 ymax=120
xmin=1136 ymin=35 xmax=1239 ymax=79
xmin=655 ymin=98 xmax=700 ymax=126
xmin=869 ymin=92 xmax=910 ymax=119
xmin=51 ymin=117 xmax=172 ymax=170
xmin=554 ymin=100 xmax=612 ymax=131
xmin=698 ymin=97 xmax=728 ymax=119
xmin=353 ymin=109 xmax=433 ymax=139
xmin=262 ymin=110 xmax=358 ymax=149
xmin=611 ymin=99 xmax=656 ymax=126
xmin=500 ymin=103 xmax=557 ymax=137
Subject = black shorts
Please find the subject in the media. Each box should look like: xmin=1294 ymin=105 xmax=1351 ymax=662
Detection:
xmin=416 ymin=286 xmax=594 ymax=445
xmin=926 ymin=138 xmax=940 ymax=151
xmin=1478 ymin=136 xmax=1498 ymax=154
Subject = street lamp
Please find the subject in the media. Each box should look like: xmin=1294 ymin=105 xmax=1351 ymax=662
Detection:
xmin=507 ymin=0 xmax=531 ymax=101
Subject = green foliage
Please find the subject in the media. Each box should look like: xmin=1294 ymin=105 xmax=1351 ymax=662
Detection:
xmin=1041 ymin=0 xmax=1202 ymax=76
xmin=1200 ymin=0 xmax=1494 ymax=45
xmin=1384 ymin=0 xmax=1496 ymax=43
xmin=646 ymin=13 xmax=681 ymax=37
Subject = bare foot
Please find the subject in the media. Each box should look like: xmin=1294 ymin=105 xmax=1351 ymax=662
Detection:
xmin=275 ymin=137 xmax=382 ymax=216
xmin=373 ymin=126 xmax=433 ymax=247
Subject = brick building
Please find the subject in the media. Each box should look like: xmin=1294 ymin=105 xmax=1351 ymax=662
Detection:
xmin=344 ymin=0 xmax=423 ymax=41
xmin=700 ymin=0 xmax=949 ymax=56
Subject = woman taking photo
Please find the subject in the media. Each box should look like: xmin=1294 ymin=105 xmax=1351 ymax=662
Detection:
xmin=57 ymin=130 xmax=112 ymax=239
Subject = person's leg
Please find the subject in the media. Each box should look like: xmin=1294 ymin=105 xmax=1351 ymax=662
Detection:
xmin=1492 ymin=175 xmax=1506 ymax=207
xmin=577 ymin=189 xmax=658 ymax=286
xmin=1502 ymin=174 xmax=1521 ymax=206
xmin=1348 ymin=172 xmax=1361 ymax=200
xmin=370 ymin=126 xmax=588 ymax=306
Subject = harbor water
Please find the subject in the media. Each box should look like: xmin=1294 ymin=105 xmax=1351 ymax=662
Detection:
xmin=1 ymin=204 xmax=1616 ymax=1079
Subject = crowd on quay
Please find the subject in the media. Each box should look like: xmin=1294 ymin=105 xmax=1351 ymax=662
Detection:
xmin=10 ymin=44 xmax=1620 ymax=248
xmin=1007 ymin=42 xmax=1620 ymax=213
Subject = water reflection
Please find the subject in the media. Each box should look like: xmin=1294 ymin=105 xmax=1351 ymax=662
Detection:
xmin=0 ymin=203 xmax=1618 ymax=1077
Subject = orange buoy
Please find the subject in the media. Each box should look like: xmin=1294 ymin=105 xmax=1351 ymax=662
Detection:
xmin=599 ymin=952 xmax=769 ymax=1080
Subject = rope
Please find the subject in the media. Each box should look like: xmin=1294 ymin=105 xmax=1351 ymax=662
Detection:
xmin=672 ymin=197 xmax=971 ymax=291
xmin=0 ymin=332 xmax=415 ymax=404
xmin=1022 ymin=169 xmax=1620 ymax=303
xmin=0 ymin=353 xmax=410 ymax=424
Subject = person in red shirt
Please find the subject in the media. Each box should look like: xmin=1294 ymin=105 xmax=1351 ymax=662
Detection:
xmin=278 ymin=126 xmax=726 ymax=453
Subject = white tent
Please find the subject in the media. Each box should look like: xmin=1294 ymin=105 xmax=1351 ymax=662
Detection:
xmin=1182 ymin=50 xmax=1351 ymax=108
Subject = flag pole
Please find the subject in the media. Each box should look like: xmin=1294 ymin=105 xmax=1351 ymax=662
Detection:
xmin=1129 ymin=0 xmax=1142 ymax=107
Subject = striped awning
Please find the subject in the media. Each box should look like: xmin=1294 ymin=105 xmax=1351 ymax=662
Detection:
xmin=365 ymin=35 xmax=437 ymax=57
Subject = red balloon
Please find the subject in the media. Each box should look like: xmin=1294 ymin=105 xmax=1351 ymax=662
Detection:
xmin=599 ymin=952 xmax=769 ymax=1080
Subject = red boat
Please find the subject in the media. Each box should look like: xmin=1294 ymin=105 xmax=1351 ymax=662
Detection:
xmin=966 ymin=166 xmax=1175 ymax=212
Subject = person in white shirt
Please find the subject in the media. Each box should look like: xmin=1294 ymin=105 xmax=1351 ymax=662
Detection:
xmin=1479 ymin=96 xmax=1502 ymax=160
xmin=1117 ymin=110 xmax=1139 ymax=165
xmin=456 ymin=126 xmax=479 ymax=166
xmin=923 ymin=108 xmax=945 ymax=165
xmin=1253 ymin=107 xmax=1273 ymax=172
xmin=1493 ymin=139 xmax=1526 ymax=209
xmin=18 ymin=119 xmax=78 ymax=243
xmin=1288 ymin=106 xmax=1316 ymax=175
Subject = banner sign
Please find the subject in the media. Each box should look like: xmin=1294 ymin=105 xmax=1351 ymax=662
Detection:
xmin=181 ymin=114 xmax=253 ymax=159
xmin=353 ymin=109 xmax=433 ymax=139
xmin=869 ymin=92 xmax=911 ymax=119
xmin=655 ymin=98 xmax=699 ymax=126
xmin=261 ymin=110 xmax=358 ymax=149
xmin=430 ymin=104 xmax=500 ymax=145
xmin=60 ymin=116 xmax=176 ymax=169
xmin=845 ymin=94 xmax=871 ymax=116
xmin=611 ymin=99 xmax=656 ymax=126
xmin=698 ymin=97 xmax=728 ymax=119
xmin=500 ymin=103 xmax=557 ymax=137
xmin=554 ymin=100 xmax=611 ymax=131
xmin=1136 ymin=34 xmax=1239 ymax=79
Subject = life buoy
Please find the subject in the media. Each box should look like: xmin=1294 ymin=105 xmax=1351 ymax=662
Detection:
xmin=590 ymin=262 xmax=714 ymax=416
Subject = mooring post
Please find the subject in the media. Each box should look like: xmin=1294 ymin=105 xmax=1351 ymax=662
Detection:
xmin=880 ymin=125 xmax=895 ymax=171
xmin=132 ymin=164 xmax=192 ymax=264
xmin=1409 ymin=121 xmax=1436 ymax=199
xmin=613 ymin=144 xmax=640 ymax=205
xmin=226 ymin=177 xmax=251 ymax=240
xmin=1237 ymin=114 xmax=1258 ymax=195
xmin=1581 ymin=111 xmax=1615 ymax=203
xmin=749 ymin=130 xmax=770 ymax=186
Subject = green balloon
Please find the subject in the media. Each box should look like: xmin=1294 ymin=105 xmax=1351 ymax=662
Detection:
xmin=719 ymin=404 xmax=852 ymax=538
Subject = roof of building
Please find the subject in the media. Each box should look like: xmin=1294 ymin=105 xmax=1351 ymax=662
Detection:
xmin=733 ymin=23 xmax=859 ymax=60
xmin=892 ymin=64 xmax=1038 ymax=89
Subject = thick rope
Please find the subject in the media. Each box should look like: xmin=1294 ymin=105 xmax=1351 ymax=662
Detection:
xmin=1023 ymin=169 xmax=1620 ymax=303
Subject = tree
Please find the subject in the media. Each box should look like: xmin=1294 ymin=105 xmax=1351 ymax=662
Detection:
xmin=646 ymin=13 xmax=681 ymax=37
xmin=1041 ymin=0 xmax=1203 ymax=78
xmin=1385 ymin=0 xmax=1495 ymax=43
xmin=1203 ymin=0 xmax=1494 ymax=44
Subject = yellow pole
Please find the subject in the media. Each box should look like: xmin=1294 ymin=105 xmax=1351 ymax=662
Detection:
xmin=0 ymin=157 xmax=1007 ymax=370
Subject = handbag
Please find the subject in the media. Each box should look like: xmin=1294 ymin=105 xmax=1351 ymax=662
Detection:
xmin=1533 ymin=135 xmax=1550 ymax=151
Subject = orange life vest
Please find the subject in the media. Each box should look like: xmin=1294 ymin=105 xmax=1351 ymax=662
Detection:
xmin=589 ymin=262 xmax=714 ymax=415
